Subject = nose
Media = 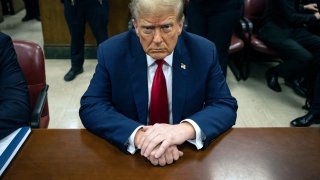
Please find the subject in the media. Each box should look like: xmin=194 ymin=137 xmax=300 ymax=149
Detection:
xmin=153 ymin=28 xmax=163 ymax=45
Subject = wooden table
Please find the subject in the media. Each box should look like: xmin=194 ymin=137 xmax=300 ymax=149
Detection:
xmin=2 ymin=128 xmax=320 ymax=179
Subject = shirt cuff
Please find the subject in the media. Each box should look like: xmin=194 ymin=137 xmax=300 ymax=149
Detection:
xmin=127 ymin=125 xmax=143 ymax=154
xmin=181 ymin=119 xmax=204 ymax=150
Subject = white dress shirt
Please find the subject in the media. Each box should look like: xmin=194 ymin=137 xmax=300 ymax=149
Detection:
xmin=127 ymin=52 xmax=204 ymax=154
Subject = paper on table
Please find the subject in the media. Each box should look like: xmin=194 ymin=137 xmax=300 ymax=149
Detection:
xmin=0 ymin=127 xmax=31 ymax=176
xmin=0 ymin=129 xmax=20 ymax=156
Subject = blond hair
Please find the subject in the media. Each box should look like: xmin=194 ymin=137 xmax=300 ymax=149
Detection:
xmin=129 ymin=0 xmax=184 ymax=21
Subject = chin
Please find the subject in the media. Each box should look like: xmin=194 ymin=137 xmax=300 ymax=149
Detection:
xmin=149 ymin=52 xmax=168 ymax=60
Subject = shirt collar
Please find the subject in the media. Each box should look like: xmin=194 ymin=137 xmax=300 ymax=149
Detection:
xmin=146 ymin=51 xmax=173 ymax=67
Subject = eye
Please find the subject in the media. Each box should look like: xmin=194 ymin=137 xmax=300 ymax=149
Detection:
xmin=142 ymin=26 xmax=154 ymax=34
xmin=161 ymin=25 xmax=172 ymax=33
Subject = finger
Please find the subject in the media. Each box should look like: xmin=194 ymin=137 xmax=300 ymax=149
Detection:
xmin=143 ymin=135 xmax=165 ymax=157
xmin=154 ymin=139 xmax=170 ymax=158
xmin=172 ymin=148 xmax=183 ymax=161
xmin=140 ymin=128 xmax=157 ymax=155
xmin=158 ymin=155 xmax=166 ymax=166
xmin=149 ymin=156 xmax=159 ymax=166
xmin=165 ymin=149 xmax=174 ymax=164
xmin=138 ymin=126 xmax=153 ymax=150
xmin=179 ymin=150 xmax=184 ymax=157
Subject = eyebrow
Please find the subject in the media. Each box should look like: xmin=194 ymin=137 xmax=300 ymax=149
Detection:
xmin=140 ymin=22 xmax=174 ymax=28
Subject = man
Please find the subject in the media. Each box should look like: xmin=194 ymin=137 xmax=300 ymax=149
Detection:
xmin=0 ymin=32 xmax=30 ymax=139
xmin=291 ymin=64 xmax=320 ymax=126
xmin=80 ymin=0 xmax=237 ymax=166
xmin=186 ymin=0 xmax=243 ymax=77
xmin=258 ymin=0 xmax=320 ymax=93
xmin=63 ymin=0 xmax=108 ymax=81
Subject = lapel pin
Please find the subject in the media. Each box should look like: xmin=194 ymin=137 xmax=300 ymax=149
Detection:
xmin=180 ymin=63 xmax=186 ymax=69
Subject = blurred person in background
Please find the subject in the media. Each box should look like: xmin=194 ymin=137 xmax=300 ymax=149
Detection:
xmin=258 ymin=0 xmax=320 ymax=96
xmin=186 ymin=0 xmax=243 ymax=77
xmin=62 ymin=0 xmax=109 ymax=81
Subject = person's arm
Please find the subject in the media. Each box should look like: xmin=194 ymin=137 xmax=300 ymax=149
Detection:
xmin=184 ymin=43 xmax=237 ymax=148
xmin=0 ymin=33 xmax=30 ymax=138
xmin=280 ymin=0 xmax=319 ymax=25
xmin=127 ymin=126 xmax=143 ymax=154
xmin=181 ymin=119 xmax=204 ymax=149
xmin=79 ymin=42 xmax=142 ymax=153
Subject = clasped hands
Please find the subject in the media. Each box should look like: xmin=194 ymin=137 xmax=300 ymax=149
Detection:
xmin=303 ymin=3 xmax=320 ymax=19
xmin=134 ymin=122 xmax=195 ymax=166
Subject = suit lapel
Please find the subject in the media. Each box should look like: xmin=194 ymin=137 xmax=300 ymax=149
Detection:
xmin=127 ymin=30 xmax=190 ymax=125
xmin=127 ymin=31 xmax=148 ymax=125
xmin=172 ymin=37 xmax=189 ymax=124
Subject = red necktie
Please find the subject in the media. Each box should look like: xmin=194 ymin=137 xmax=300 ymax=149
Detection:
xmin=149 ymin=59 xmax=169 ymax=125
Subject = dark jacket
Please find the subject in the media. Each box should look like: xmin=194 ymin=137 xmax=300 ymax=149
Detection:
xmin=189 ymin=0 xmax=243 ymax=15
xmin=258 ymin=0 xmax=318 ymax=42
xmin=0 ymin=32 xmax=30 ymax=139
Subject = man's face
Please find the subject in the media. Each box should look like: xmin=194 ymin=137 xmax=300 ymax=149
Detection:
xmin=133 ymin=12 xmax=183 ymax=60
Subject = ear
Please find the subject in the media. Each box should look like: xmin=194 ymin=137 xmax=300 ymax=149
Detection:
xmin=178 ymin=16 xmax=185 ymax=35
xmin=132 ymin=19 xmax=139 ymax=36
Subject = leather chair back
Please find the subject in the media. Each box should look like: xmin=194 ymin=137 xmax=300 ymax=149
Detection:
xmin=13 ymin=40 xmax=49 ymax=128
xmin=244 ymin=0 xmax=267 ymax=33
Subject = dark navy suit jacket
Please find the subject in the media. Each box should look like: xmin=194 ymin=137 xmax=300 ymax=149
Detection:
xmin=80 ymin=30 xmax=238 ymax=152
xmin=0 ymin=32 xmax=30 ymax=139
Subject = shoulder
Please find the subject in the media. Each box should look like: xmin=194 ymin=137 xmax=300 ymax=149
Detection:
xmin=99 ymin=30 xmax=138 ymax=49
xmin=98 ymin=30 xmax=144 ymax=59
xmin=176 ymin=31 xmax=219 ymax=72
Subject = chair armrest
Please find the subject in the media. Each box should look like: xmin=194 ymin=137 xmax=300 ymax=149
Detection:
xmin=31 ymin=84 xmax=49 ymax=128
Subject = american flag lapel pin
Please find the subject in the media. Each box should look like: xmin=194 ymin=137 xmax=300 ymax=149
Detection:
xmin=181 ymin=63 xmax=186 ymax=69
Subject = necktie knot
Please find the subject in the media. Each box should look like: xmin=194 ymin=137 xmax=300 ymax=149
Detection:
xmin=156 ymin=59 xmax=165 ymax=67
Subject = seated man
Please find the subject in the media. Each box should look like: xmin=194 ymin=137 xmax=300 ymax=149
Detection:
xmin=258 ymin=0 xmax=320 ymax=94
xmin=0 ymin=32 xmax=31 ymax=139
xmin=80 ymin=0 xmax=237 ymax=166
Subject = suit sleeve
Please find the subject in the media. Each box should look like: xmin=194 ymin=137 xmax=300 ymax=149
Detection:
xmin=0 ymin=34 xmax=30 ymax=139
xmin=79 ymin=44 xmax=142 ymax=153
xmin=188 ymin=44 xmax=238 ymax=148
xmin=279 ymin=0 xmax=318 ymax=26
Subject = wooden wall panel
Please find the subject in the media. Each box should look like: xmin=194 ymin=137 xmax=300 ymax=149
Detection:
xmin=39 ymin=0 xmax=130 ymax=58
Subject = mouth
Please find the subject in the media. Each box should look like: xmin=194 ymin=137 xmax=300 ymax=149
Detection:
xmin=150 ymin=49 xmax=165 ymax=53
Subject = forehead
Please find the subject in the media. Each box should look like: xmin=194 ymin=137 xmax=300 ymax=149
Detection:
xmin=137 ymin=14 xmax=177 ymax=26
xmin=136 ymin=8 xmax=179 ymax=24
